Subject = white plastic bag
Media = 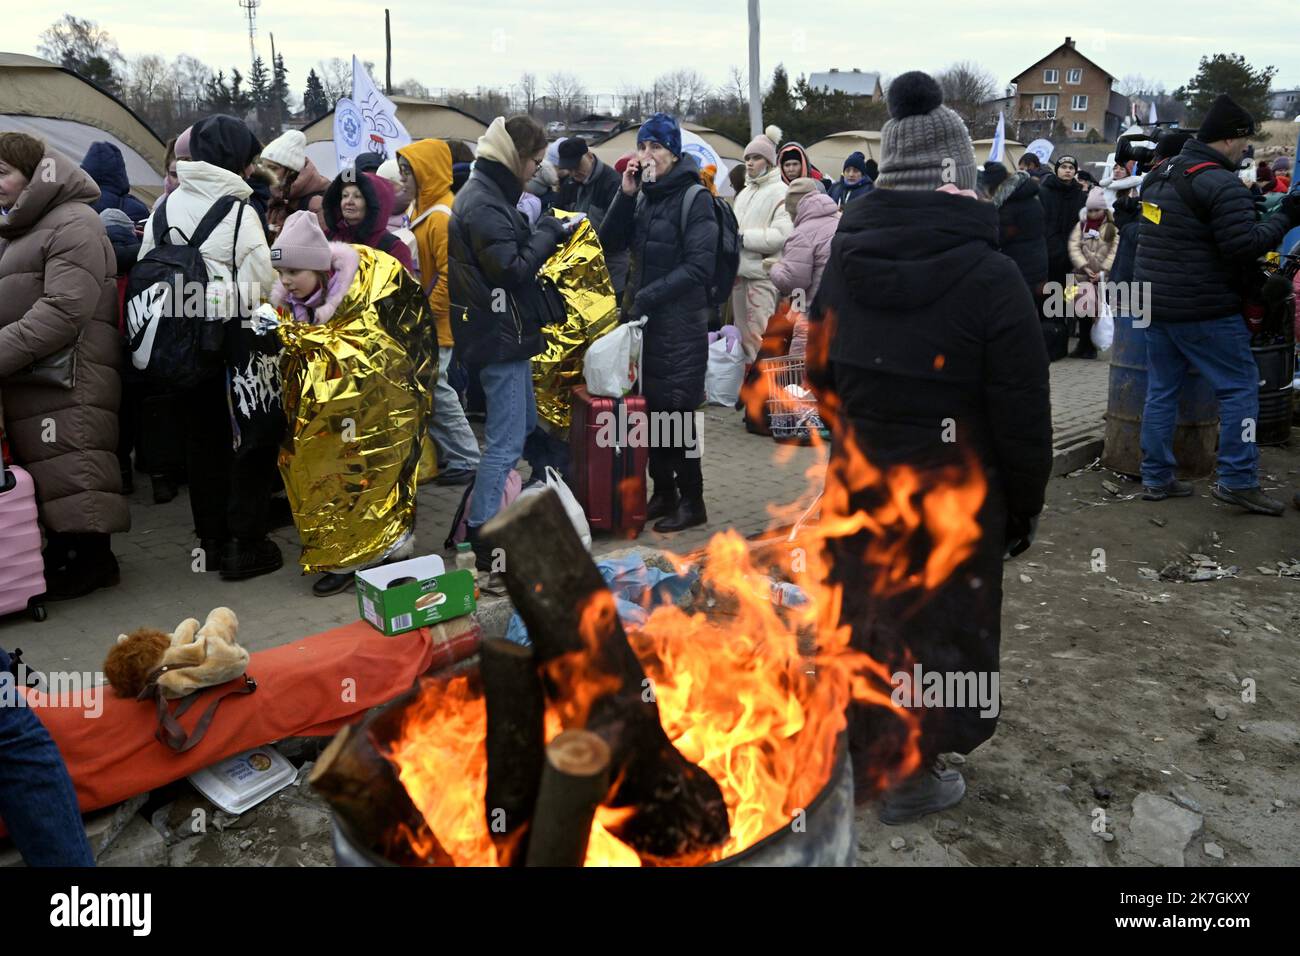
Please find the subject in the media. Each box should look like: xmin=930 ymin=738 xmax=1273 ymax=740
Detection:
xmin=583 ymin=317 xmax=647 ymax=398
xmin=705 ymin=329 xmax=745 ymax=406
xmin=1091 ymin=273 xmax=1114 ymax=352
xmin=517 ymin=466 xmax=592 ymax=550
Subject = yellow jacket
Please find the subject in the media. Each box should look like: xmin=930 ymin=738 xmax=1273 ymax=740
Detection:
xmin=398 ymin=139 xmax=454 ymax=348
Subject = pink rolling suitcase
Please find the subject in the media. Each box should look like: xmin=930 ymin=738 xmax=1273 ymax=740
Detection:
xmin=0 ymin=459 xmax=48 ymax=622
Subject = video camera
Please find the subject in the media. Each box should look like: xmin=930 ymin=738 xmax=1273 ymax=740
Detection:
xmin=1115 ymin=122 xmax=1196 ymax=171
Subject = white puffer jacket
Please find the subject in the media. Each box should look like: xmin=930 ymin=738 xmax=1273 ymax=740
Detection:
xmin=733 ymin=165 xmax=792 ymax=280
xmin=138 ymin=160 xmax=274 ymax=318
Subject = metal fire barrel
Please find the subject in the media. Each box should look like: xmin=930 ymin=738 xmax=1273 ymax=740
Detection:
xmin=1102 ymin=314 xmax=1218 ymax=479
xmin=332 ymin=733 xmax=855 ymax=868
xmin=1251 ymin=329 xmax=1295 ymax=446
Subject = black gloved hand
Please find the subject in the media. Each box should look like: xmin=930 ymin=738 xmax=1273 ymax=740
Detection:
xmin=1113 ymin=195 xmax=1139 ymax=216
xmin=1280 ymin=190 xmax=1300 ymax=222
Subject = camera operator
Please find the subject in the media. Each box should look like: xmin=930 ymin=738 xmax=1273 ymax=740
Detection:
xmin=1134 ymin=94 xmax=1300 ymax=515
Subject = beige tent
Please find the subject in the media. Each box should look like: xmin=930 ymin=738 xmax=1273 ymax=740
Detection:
xmin=301 ymin=97 xmax=488 ymax=177
xmin=807 ymin=131 xmax=883 ymax=176
xmin=591 ymin=122 xmax=747 ymax=166
xmin=0 ymin=52 xmax=167 ymax=204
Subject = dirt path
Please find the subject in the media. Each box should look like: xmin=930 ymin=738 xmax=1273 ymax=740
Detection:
xmin=853 ymin=443 xmax=1300 ymax=866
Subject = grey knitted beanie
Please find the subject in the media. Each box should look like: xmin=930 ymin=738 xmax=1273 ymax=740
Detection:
xmin=876 ymin=71 xmax=977 ymax=192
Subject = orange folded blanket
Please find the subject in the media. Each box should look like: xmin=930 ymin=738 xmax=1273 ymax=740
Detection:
xmin=15 ymin=618 xmax=479 ymax=818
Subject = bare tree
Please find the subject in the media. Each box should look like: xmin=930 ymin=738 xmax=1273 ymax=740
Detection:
xmin=317 ymin=57 xmax=352 ymax=106
xmin=724 ymin=66 xmax=748 ymax=110
xmin=519 ymin=72 xmax=539 ymax=115
xmin=38 ymin=14 xmax=124 ymax=91
xmin=396 ymin=77 xmax=429 ymax=98
xmin=653 ymin=69 xmax=710 ymax=118
xmin=936 ymin=61 xmax=1000 ymax=127
xmin=545 ymin=71 xmax=587 ymax=121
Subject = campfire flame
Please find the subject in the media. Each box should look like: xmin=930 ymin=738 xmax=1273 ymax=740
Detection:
xmin=387 ymin=313 xmax=987 ymax=865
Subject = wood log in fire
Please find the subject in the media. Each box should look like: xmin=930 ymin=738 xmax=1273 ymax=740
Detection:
xmin=480 ymin=637 xmax=546 ymax=866
xmin=309 ymin=692 xmax=454 ymax=866
xmin=525 ymin=730 xmax=610 ymax=867
xmin=481 ymin=490 xmax=730 ymax=863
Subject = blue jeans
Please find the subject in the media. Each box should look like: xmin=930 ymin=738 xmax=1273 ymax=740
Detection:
xmin=0 ymin=649 xmax=94 ymax=866
xmin=468 ymin=360 xmax=536 ymax=528
xmin=430 ymin=346 xmax=481 ymax=472
xmin=1141 ymin=317 xmax=1259 ymax=490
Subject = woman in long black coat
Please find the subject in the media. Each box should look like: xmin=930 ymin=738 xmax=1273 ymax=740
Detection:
xmin=811 ymin=73 xmax=1053 ymax=824
xmin=600 ymin=113 xmax=718 ymax=533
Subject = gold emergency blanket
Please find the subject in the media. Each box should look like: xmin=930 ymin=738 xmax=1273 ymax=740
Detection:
xmin=533 ymin=213 xmax=620 ymax=429
xmin=276 ymin=246 xmax=436 ymax=573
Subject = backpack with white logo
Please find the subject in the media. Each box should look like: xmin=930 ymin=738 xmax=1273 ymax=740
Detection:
xmin=125 ymin=195 xmax=246 ymax=387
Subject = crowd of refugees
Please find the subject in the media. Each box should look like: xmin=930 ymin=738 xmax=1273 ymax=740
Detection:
xmin=2 ymin=66 xmax=1300 ymax=862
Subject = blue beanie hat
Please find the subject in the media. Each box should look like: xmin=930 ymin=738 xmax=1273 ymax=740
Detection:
xmin=637 ymin=112 xmax=682 ymax=158
xmin=843 ymin=151 xmax=867 ymax=175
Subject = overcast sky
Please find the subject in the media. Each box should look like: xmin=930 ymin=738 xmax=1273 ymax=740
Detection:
xmin=18 ymin=2 xmax=1300 ymax=101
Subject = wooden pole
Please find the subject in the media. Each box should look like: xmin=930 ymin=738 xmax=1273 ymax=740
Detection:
xmin=480 ymin=638 xmax=546 ymax=866
xmin=385 ymin=9 xmax=393 ymax=95
xmin=525 ymin=731 xmax=610 ymax=867
xmin=482 ymin=490 xmax=730 ymax=863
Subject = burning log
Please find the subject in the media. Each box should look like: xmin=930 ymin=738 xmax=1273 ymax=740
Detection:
xmin=481 ymin=490 xmax=730 ymax=863
xmin=480 ymin=638 xmax=546 ymax=866
xmin=525 ymin=730 xmax=611 ymax=867
xmin=309 ymin=693 xmax=454 ymax=866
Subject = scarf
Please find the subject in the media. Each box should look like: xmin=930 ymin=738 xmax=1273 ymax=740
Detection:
xmin=476 ymin=117 xmax=525 ymax=183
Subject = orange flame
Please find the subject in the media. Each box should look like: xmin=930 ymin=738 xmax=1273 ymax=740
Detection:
xmin=385 ymin=337 xmax=986 ymax=865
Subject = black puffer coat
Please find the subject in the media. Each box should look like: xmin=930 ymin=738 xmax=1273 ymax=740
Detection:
xmin=991 ymin=171 xmax=1048 ymax=290
xmin=1109 ymin=196 xmax=1142 ymax=286
xmin=599 ymin=154 xmax=718 ymax=411
xmin=447 ymin=158 xmax=566 ymax=366
xmin=812 ymin=188 xmax=1052 ymax=768
xmin=1135 ymin=139 xmax=1294 ymax=323
xmin=1038 ymin=173 xmax=1087 ymax=284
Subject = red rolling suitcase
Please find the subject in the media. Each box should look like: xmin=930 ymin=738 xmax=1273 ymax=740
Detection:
xmin=569 ymin=386 xmax=648 ymax=536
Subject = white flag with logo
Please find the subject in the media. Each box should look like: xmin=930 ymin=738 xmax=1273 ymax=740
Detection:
xmin=1148 ymin=100 xmax=1158 ymax=125
xmin=988 ymin=112 xmax=1006 ymax=163
xmin=335 ymin=55 xmax=411 ymax=171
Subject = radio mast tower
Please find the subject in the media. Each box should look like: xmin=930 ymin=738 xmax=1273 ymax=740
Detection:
xmin=237 ymin=0 xmax=261 ymax=68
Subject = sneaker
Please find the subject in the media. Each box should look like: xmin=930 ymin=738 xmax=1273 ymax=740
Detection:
xmin=1141 ymin=480 xmax=1194 ymax=501
xmin=1212 ymin=484 xmax=1285 ymax=516
xmin=878 ymin=760 xmax=967 ymax=825
xmin=220 ymin=538 xmax=284 ymax=581
xmin=312 ymin=571 xmax=354 ymax=596
xmin=653 ymin=497 xmax=707 ymax=533
xmin=434 ymin=467 xmax=476 ymax=487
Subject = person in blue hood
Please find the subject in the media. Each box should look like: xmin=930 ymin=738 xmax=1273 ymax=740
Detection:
xmin=80 ymin=142 xmax=150 ymax=222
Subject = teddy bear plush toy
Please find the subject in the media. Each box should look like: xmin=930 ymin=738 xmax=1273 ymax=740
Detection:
xmin=105 ymin=607 xmax=249 ymax=700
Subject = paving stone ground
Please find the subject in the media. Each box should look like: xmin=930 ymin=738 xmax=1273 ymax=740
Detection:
xmin=1 ymin=358 xmax=1109 ymax=676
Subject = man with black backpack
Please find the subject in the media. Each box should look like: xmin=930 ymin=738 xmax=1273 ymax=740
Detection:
xmin=132 ymin=114 xmax=280 ymax=578
xmin=599 ymin=112 xmax=736 ymax=533
xmin=1135 ymin=94 xmax=1299 ymax=516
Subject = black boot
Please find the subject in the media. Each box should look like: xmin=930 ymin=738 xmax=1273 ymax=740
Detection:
xmin=464 ymin=524 xmax=494 ymax=573
xmin=312 ymin=572 xmax=355 ymax=596
xmin=151 ymin=475 xmax=178 ymax=504
xmin=646 ymin=489 xmax=680 ymax=521
xmin=653 ymin=497 xmax=707 ymax=533
xmin=197 ymin=538 xmax=226 ymax=573
xmin=220 ymin=538 xmax=284 ymax=581
xmin=43 ymin=535 xmax=120 ymax=602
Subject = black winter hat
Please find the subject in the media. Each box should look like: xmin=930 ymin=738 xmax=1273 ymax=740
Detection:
xmin=864 ymin=158 xmax=879 ymax=179
xmin=352 ymin=152 xmax=385 ymax=174
xmin=190 ymin=115 xmax=262 ymax=175
xmin=556 ymin=137 xmax=589 ymax=170
xmin=1196 ymin=94 xmax=1255 ymax=143
xmin=980 ymin=160 xmax=1009 ymax=190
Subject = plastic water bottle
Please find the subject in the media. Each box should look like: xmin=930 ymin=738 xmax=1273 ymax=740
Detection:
xmin=455 ymin=542 xmax=477 ymax=573
xmin=769 ymin=581 xmax=809 ymax=608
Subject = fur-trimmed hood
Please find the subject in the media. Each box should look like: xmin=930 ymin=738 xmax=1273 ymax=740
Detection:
xmin=271 ymin=241 xmax=361 ymax=325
